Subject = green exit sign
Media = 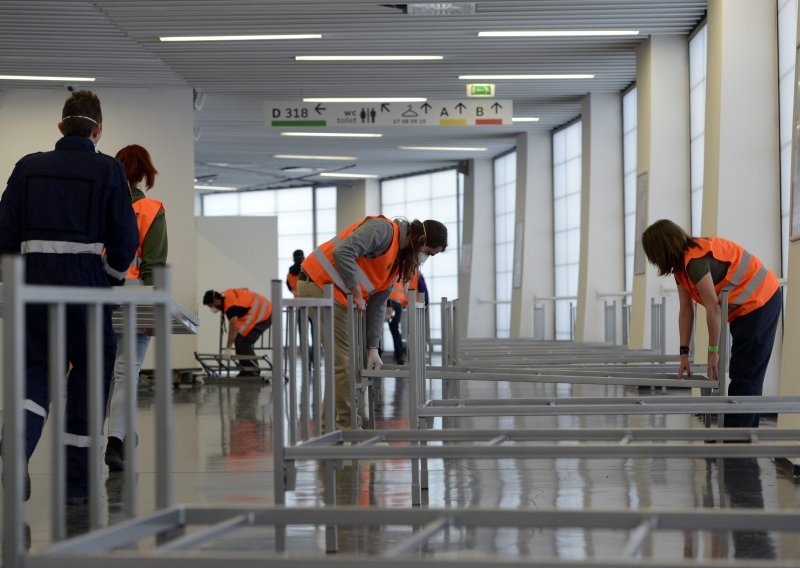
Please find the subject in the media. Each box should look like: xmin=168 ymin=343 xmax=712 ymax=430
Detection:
xmin=466 ymin=83 xmax=495 ymax=97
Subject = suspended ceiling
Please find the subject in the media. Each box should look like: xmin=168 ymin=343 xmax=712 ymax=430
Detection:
xmin=0 ymin=1 xmax=707 ymax=191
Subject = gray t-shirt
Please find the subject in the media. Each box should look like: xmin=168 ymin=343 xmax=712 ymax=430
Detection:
xmin=332 ymin=217 xmax=408 ymax=347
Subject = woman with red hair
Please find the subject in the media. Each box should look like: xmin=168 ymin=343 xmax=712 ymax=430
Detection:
xmin=105 ymin=144 xmax=168 ymax=471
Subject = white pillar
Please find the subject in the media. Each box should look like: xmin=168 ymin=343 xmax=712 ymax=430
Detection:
xmin=629 ymin=36 xmax=691 ymax=349
xmin=459 ymin=158 xmax=496 ymax=338
xmin=510 ymin=132 xmax=554 ymax=338
xmin=702 ymin=0 xmax=782 ymax=394
xmin=336 ymin=179 xmax=380 ymax=233
xmin=779 ymin=0 xmax=800 ymax=430
xmin=575 ymin=93 xmax=624 ymax=342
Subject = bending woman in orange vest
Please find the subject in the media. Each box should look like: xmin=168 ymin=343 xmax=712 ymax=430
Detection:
xmin=202 ymin=288 xmax=273 ymax=377
xmin=642 ymin=219 xmax=782 ymax=428
xmin=298 ymin=216 xmax=447 ymax=430
xmin=105 ymin=144 xmax=168 ymax=471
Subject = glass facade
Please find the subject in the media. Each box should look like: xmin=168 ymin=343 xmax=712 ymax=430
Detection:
xmin=493 ymin=152 xmax=517 ymax=338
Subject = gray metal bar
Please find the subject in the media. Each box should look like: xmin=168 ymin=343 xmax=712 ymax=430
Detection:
xmin=288 ymin=303 xmax=298 ymax=445
xmin=48 ymin=302 xmax=67 ymax=541
xmin=3 ymin=256 xmax=26 ymax=568
xmin=41 ymin=506 xmax=186 ymax=554
xmin=271 ymin=280 xmax=286 ymax=506
xmin=299 ymin=305 xmax=310 ymax=439
xmin=155 ymin=513 xmax=254 ymax=553
xmin=122 ymin=303 xmax=138 ymax=519
xmin=312 ymin=305 xmax=322 ymax=435
xmin=87 ymin=303 xmax=103 ymax=529
xmin=383 ymin=515 xmax=451 ymax=557
xmin=154 ymin=266 xmax=174 ymax=510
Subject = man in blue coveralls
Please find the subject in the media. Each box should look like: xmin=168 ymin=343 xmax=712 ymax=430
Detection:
xmin=0 ymin=90 xmax=139 ymax=504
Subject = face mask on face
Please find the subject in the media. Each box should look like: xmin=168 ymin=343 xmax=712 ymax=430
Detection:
xmin=209 ymin=306 xmax=220 ymax=314
xmin=417 ymin=252 xmax=429 ymax=266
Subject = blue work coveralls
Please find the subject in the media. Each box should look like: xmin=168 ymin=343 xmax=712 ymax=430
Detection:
xmin=0 ymin=135 xmax=138 ymax=499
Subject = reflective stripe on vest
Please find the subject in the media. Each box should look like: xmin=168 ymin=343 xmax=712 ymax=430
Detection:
xmin=21 ymin=240 xmax=103 ymax=255
xmin=223 ymin=288 xmax=272 ymax=337
xmin=127 ymin=197 xmax=164 ymax=279
xmin=676 ymin=237 xmax=779 ymax=321
xmin=301 ymin=215 xmax=400 ymax=307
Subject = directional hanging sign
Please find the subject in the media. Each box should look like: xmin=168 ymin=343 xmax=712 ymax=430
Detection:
xmin=264 ymin=99 xmax=513 ymax=127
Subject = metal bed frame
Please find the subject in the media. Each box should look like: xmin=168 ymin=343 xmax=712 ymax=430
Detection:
xmin=4 ymin=267 xmax=800 ymax=566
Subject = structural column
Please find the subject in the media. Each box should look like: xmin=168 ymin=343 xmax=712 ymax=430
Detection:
xmin=702 ymin=0 xmax=782 ymax=393
xmin=575 ymin=93 xmax=624 ymax=342
xmin=510 ymin=131 xmax=554 ymax=338
xmin=459 ymin=158 xmax=496 ymax=338
xmin=336 ymin=179 xmax=380 ymax=233
xmin=779 ymin=0 xmax=800 ymax=429
xmin=629 ymin=36 xmax=691 ymax=349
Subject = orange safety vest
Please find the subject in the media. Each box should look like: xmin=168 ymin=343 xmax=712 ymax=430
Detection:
xmin=674 ymin=237 xmax=779 ymax=322
xmin=222 ymin=288 xmax=272 ymax=337
xmin=389 ymin=271 xmax=420 ymax=308
xmin=286 ymin=271 xmax=299 ymax=297
xmin=389 ymin=281 xmax=406 ymax=304
xmin=127 ymin=197 xmax=164 ymax=280
xmin=301 ymin=215 xmax=401 ymax=307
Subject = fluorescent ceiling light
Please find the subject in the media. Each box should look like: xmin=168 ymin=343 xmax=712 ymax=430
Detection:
xmin=280 ymin=132 xmax=382 ymax=138
xmin=193 ymin=185 xmax=238 ymax=191
xmin=296 ymin=55 xmax=443 ymax=61
xmin=0 ymin=74 xmax=95 ymax=82
xmin=459 ymin=74 xmax=594 ymax=80
xmin=399 ymin=146 xmax=486 ymax=152
xmin=160 ymin=34 xmax=321 ymax=42
xmin=478 ymin=30 xmax=639 ymax=38
xmin=303 ymin=97 xmax=427 ymax=103
xmin=512 ymin=117 xmax=540 ymax=122
xmin=274 ymin=154 xmax=357 ymax=161
xmin=319 ymin=172 xmax=379 ymax=179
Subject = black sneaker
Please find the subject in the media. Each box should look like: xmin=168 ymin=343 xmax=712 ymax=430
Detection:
xmin=104 ymin=437 xmax=124 ymax=472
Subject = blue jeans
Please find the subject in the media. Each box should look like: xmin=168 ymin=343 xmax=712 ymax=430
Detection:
xmin=725 ymin=289 xmax=782 ymax=428
xmin=107 ymin=332 xmax=151 ymax=440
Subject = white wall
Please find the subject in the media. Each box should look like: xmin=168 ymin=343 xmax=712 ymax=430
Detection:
xmin=195 ymin=216 xmax=279 ymax=354
xmin=0 ymin=87 xmax=195 ymax=414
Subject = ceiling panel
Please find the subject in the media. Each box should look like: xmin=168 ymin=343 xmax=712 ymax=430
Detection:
xmin=2 ymin=1 xmax=707 ymax=190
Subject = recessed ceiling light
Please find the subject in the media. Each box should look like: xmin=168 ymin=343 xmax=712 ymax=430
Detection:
xmin=406 ymin=3 xmax=477 ymax=16
xmin=160 ymin=34 xmax=322 ymax=42
xmin=512 ymin=117 xmax=540 ymax=122
xmin=399 ymin=146 xmax=487 ymax=152
xmin=295 ymin=55 xmax=443 ymax=61
xmin=459 ymin=74 xmax=594 ymax=80
xmin=303 ymin=97 xmax=427 ymax=103
xmin=319 ymin=172 xmax=379 ymax=179
xmin=280 ymin=132 xmax=383 ymax=138
xmin=274 ymin=154 xmax=357 ymax=161
xmin=479 ymin=30 xmax=639 ymax=38
xmin=193 ymin=185 xmax=238 ymax=191
xmin=0 ymin=74 xmax=95 ymax=82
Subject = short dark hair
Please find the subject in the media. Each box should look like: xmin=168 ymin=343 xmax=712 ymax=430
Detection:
xmin=61 ymin=90 xmax=102 ymax=137
xmin=292 ymin=249 xmax=305 ymax=261
xmin=202 ymin=290 xmax=222 ymax=306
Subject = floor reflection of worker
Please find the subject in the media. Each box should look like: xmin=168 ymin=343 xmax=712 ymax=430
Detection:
xmin=297 ymin=216 xmax=447 ymax=430
xmin=386 ymin=270 xmax=428 ymax=365
xmin=721 ymin=458 xmax=776 ymax=560
xmin=202 ymin=288 xmax=272 ymax=376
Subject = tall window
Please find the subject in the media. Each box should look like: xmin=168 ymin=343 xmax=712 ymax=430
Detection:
xmin=778 ymin=0 xmax=798 ymax=276
xmin=202 ymin=186 xmax=337 ymax=297
xmin=493 ymin=151 xmax=516 ymax=338
xmin=381 ymin=169 xmax=461 ymax=345
xmin=622 ymin=87 xmax=638 ymax=297
xmin=553 ymin=121 xmax=582 ymax=340
xmin=689 ymin=23 xmax=707 ymax=236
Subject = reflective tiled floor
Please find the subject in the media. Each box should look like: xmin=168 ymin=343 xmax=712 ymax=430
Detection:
xmin=6 ymin=370 xmax=800 ymax=562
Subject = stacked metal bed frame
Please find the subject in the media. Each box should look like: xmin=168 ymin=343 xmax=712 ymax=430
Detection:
xmin=4 ymin=265 xmax=800 ymax=566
